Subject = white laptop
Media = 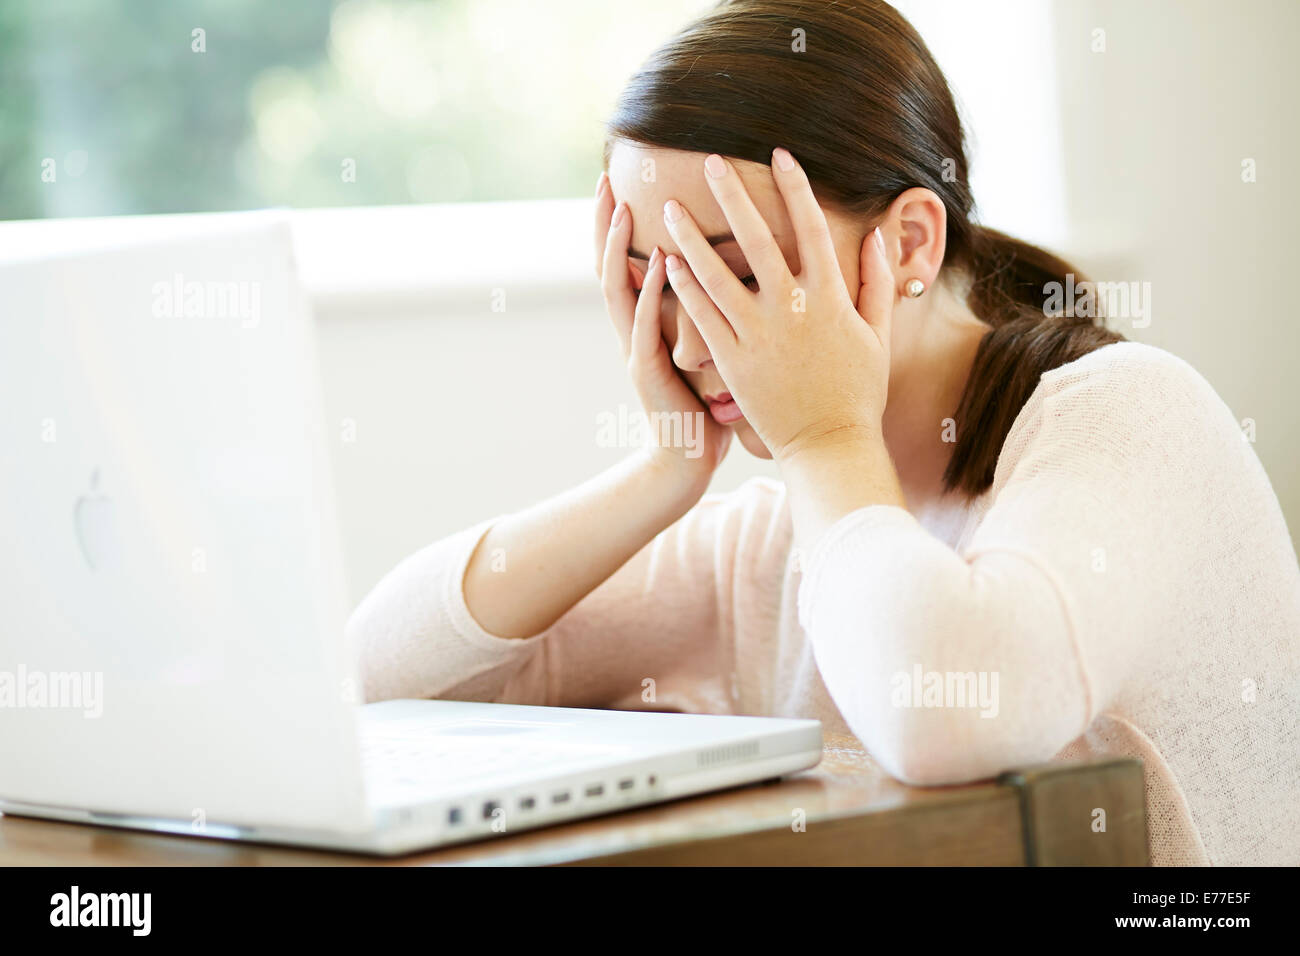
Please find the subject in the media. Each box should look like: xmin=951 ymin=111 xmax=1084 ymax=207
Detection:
xmin=0 ymin=211 xmax=822 ymax=856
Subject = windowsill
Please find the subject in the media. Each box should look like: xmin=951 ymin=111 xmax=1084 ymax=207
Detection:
xmin=0 ymin=200 xmax=1135 ymax=319
xmin=0 ymin=199 xmax=603 ymax=318
xmin=290 ymin=199 xmax=600 ymax=315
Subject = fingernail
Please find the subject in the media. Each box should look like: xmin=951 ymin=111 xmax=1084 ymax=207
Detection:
xmin=705 ymin=154 xmax=727 ymax=178
xmin=665 ymin=254 xmax=683 ymax=272
xmin=873 ymin=226 xmax=885 ymax=255
xmin=595 ymin=171 xmax=607 ymax=197
xmin=663 ymin=199 xmax=684 ymax=224
xmin=649 ymin=246 xmax=661 ymax=268
xmin=773 ymin=147 xmax=796 ymax=172
xmin=612 ymin=202 xmax=626 ymax=228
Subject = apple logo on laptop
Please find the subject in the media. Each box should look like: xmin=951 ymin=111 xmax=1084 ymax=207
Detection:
xmin=74 ymin=468 xmax=121 ymax=571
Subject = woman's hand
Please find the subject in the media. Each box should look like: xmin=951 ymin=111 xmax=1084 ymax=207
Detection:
xmin=660 ymin=148 xmax=894 ymax=468
xmin=594 ymin=172 xmax=732 ymax=491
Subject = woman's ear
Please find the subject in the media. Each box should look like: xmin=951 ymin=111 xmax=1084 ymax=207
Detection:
xmin=881 ymin=187 xmax=947 ymax=295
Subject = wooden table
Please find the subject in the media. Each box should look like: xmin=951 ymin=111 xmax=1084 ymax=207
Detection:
xmin=0 ymin=733 xmax=1148 ymax=866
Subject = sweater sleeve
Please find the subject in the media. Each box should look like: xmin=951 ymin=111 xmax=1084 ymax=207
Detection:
xmin=347 ymin=476 xmax=783 ymax=710
xmin=796 ymin=346 xmax=1251 ymax=786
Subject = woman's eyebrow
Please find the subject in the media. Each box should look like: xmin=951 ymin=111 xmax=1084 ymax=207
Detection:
xmin=628 ymin=232 xmax=736 ymax=262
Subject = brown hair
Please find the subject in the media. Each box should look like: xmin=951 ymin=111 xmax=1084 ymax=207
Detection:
xmin=603 ymin=0 xmax=1123 ymax=497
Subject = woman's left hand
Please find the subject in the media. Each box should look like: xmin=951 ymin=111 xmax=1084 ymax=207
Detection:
xmin=662 ymin=147 xmax=894 ymax=466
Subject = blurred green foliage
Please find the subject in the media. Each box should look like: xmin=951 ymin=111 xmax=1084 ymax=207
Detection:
xmin=0 ymin=0 xmax=710 ymax=220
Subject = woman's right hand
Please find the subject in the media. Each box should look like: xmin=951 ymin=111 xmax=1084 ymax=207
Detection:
xmin=594 ymin=172 xmax=732 ymax=494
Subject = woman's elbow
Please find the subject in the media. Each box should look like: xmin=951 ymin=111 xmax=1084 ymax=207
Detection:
xmin=865 ymin=707 xmax=1074 ymax=787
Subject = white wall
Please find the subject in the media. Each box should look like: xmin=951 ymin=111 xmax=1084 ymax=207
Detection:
xmin=1045 ymin=0 xmax=1299 ymax=548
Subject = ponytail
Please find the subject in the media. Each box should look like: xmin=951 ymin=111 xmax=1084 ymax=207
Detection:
xmin=942 ymin=226 xmax=1126 ymax=497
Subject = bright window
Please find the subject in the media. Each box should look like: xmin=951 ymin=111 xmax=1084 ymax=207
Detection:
xmin=0 ymin=0 xmax=715 ymax=220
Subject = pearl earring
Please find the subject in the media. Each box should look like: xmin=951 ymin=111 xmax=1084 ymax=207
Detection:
xmin=905 ymin=278 xmax=925 ymax=298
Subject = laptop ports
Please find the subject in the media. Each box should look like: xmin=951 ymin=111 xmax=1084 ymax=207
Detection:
xmin=585 ymin=783 xmax=604 ymax=798
xmin=447 ymin=806 xmax=463 ymax=825
xmin=519 ymin=796 xmax=536 ymax=811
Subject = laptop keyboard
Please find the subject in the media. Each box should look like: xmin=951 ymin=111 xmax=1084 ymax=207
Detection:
xmin=359 ymin=727 xmax=622 ymax=798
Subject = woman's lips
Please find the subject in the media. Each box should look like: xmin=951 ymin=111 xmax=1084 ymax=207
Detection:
xmin=706 ymin=392 xmax=744 ymax=425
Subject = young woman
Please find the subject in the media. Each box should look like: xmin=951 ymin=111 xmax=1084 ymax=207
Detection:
xmin=348 ymin=0 xmax=1300 ymax=865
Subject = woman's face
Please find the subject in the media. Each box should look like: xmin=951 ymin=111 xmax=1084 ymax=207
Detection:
xmin=607 ymin=142 xmax=870 ymax=460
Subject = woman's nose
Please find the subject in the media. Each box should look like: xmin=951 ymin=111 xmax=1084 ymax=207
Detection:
xmin=671 ymin=303 xmax=715 ymax=372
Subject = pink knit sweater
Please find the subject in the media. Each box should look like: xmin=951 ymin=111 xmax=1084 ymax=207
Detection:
xmin=349 ymin=342 xmax=1300 ymax=866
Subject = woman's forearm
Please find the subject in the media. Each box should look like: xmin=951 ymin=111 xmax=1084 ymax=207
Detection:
xmin=462 ymin=449 xmax=710 ymax=639
xmin=779 ymin=426 xmax=907 ymax=555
